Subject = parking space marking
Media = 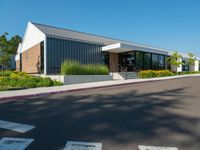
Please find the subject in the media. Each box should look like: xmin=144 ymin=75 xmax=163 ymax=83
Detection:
xmin=0 ymin=137 xmax=34 ymax=150
xmin=138 ymin=145 xmax=178 ymax=150
xmin=0 ymin=120 xmax=35 ymax=133
xmin=63 ymin=141 xmax=102 ymax=150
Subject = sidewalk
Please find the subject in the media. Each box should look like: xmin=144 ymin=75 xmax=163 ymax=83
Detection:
xmin=0 ymin=74 xmax=200 ymax=102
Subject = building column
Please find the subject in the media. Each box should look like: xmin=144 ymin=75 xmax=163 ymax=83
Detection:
xmin=109 ymin=53 xmax=119 ymax=72
xmin=190 ymin=60 xmax=199 ymax=72
xmin=44 ymin=36 xmax=47 ymax=75
xmin=195 ymin=60 xmax=199 ymax=71
xmin=171 ymin=58 xmax=182 ymax=72
xmin=177 ymin=58 xmax=182 ymax=72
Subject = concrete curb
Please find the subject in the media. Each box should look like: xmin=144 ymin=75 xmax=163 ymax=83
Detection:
xmin=0 ymin=74 xmax=200 ymax=102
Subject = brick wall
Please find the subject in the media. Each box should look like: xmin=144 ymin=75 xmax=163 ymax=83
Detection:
xmin=21 ymin=44 xmax=41 ymax=74
xmin=109 ymin=53 xmax=119 ymax=72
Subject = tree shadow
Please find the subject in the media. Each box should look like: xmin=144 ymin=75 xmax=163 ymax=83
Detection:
xmin=0 ymin=86 xmax=200 ymax=150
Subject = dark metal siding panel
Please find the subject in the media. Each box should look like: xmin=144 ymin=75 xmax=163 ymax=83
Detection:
xmin=46 ymin=36 xmax=103 ymax=74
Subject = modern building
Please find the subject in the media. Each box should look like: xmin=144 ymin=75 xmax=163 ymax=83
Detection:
xmin=15 ymin=22 xmax=200 ymax=75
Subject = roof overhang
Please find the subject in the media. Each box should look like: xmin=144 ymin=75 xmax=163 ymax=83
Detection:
xmin=102 ymin=43 xmax=132 ymax=53
xmin=102 ymin=43 xmax=169 ymax=55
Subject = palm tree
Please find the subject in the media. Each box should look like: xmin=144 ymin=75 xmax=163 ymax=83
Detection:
xmin=167 ymin=52 xmax=183 ymax=72
xmin=188 ymin=52 xmax=197 ymax=72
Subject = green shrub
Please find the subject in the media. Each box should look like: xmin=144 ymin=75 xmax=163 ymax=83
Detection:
xmin=37 ymin=77 xmax=54 ymax=87
xmin=53 ymin=80 xmax=63 ymax=86
xmin=0 ymin=71 xmax=63 ymax=88
xmin=175 ymin=71 xmax=200 ymax=75
xmin=9 ymin=72 xmax=18 ymax=78
xmin=0 ymin=70 xmax=31 ymax=78
xmin=61 ymin=60 xmax=109 ymax=75
xmin=0 ymin=70 xmax=13 ymax=76
xmin=138 ymin=70 xmax=174 ymax=78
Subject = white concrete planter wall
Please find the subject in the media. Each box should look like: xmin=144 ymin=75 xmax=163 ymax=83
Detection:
xmin=189 ymin=65 xmax=195 ymax=72
xmin=63 ymin=75 xmax=113 ymax=85
xmin=171 ymin=65 xmax=182 ymax=73
xmin=189 ymin=61 xmax=199 ymax=72
xmin=44 ymin=75 xmax=113 ymax=85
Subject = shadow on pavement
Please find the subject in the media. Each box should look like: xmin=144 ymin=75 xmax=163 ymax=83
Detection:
xmin=0 ymin=85 xmax=199 ymax=150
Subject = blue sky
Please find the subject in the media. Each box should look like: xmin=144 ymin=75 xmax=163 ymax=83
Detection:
xmin=0 ymin=0 xmax=200 ymax=56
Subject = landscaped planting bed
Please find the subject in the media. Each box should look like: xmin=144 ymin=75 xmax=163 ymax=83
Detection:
xmin=138 ymin=70 xmax=200 ymax=78
xmin=0 ymin=71 xmax=62 ymax=90
xmin=61 ymin=60 xmax=109 ymax=75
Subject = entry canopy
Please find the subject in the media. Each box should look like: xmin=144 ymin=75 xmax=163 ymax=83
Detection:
xmin=102 ymin=43 xmax=169 ymax=55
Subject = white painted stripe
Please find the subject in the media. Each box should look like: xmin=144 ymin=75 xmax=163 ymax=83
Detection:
xmin=0 ymin=120 xmax=35 ymax=133
xmin=64 ymin=141 xmax=102 ymax=150
xmin=0 ymin=137 xmax=34 ymax=150
xmin=138 ymin=145 xmax=178 ymax=150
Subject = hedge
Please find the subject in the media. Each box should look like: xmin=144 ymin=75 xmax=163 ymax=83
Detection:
xmin=175 ymin=71 xmax=200 ymax=75
xmin=61 ymin=60 xmax=109 ymax=75
xmin=138 ymin=70 xmax=174 ymax=78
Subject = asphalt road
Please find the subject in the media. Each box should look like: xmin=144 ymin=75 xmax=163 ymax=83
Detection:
xmin=0 ymin=77 xmax=200 ymax=150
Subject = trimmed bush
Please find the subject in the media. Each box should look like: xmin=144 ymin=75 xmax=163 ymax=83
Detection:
xmin=175 ymin=71 xmax=200 ymax=75
xmin=0 ymin=71 xmax=62 ymax=89
xmin=37 ymin=77 xmax=54 ymax=87
xmin=138 ymin=70 xmax=174 ymax=78
xmin=61 ymin=60 xmax=109 ymax=75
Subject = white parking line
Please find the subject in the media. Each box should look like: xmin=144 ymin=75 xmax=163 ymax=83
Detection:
xmin=63 ymin=141 xmax=102 ymax=150
xmin=0 ymin=120 xmax=35 ymax=133
xmin=138 ymin=145 xmax=178 ymax=150
xmin=0 ymin=137 xmax=34 ymax=150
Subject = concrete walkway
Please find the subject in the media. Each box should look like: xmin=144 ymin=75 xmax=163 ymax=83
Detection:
xmin=0 ymin=74 xmax=200 ymax=102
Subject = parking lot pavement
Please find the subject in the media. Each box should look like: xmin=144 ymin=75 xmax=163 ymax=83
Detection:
xmin=0 ymin=77 xmax=200 ymax=150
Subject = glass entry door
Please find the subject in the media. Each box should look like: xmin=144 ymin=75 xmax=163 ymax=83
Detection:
xmin=119 ymin=52 xmax=135 ymax=71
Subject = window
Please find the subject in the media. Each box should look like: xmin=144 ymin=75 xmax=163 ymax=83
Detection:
xmin=144 ymin=53 xmax=151 ymax=70
xmin=136 ymin=51 xmax=144 ymax=69
xmin=167 ymin=56 xmax=171 ymax=70
xmin=151 ymin=54 xmax=165 ymax=70
xmin=127 ymin=52 xmax=135 ymax=71
xmin=158 ymin=55 xmax=165 ymax=70
xmin=182 ymin=60 xmax=189 ymax=71
xmin=152 ymin=54 xmax=158 ymax=70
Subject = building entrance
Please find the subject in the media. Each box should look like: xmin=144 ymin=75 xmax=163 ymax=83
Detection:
xmin=119 ymin=52 xmax=135 ymax=71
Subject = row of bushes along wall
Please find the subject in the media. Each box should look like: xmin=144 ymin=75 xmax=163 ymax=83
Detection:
xmin=138 ymin=70 xmax=200 ymax=78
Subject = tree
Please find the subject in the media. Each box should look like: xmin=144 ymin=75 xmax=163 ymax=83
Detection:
xmin=0 ymin=32 xmax=22 ymax=69
xmin=167 ymin=52 xmax=183 ymax=72
xmin=0 ymin=53 xmax=11 ymax=68
xmin=7 ymin=35 xmax=22 ymax=54
xmin=188 ymin=52 xmax=196 ymax=66
xmin=0 ymin=32 xmax=10 ymax=69
xmin=0 ymin=32 xmax=9 ymax=52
